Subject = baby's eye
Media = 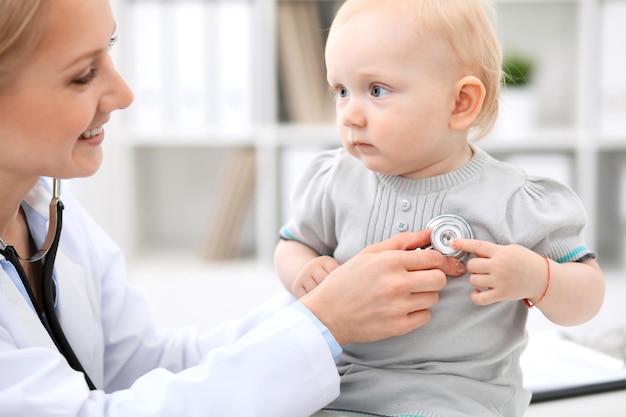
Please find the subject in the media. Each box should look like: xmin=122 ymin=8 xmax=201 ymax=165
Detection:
xmin=371 ymin=85 xmax=390 ymax=98
xmin=337 ymin=86 xmax=349 ymax=98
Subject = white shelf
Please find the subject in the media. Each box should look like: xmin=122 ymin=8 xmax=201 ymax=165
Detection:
xmin=127 ymin=130 xmax=259 ymax=148
xmin=72 ymin=0 xmax=626 ymax=271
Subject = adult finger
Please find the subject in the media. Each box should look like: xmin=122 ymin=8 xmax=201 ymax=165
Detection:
xmin=361 ymin=230 xmax=432 ymax=254
xmin=395 ymin=306 xmax=434 ymax=335
xmin=405 ymin=268 xmax=448 ymax=294
xmin=400 ymin=249 xmax=467 ymax=277
xmin=393 ymin=289 xmax=445 ymax=335
xmin=405 ymin=309 xmax=433 ymax=332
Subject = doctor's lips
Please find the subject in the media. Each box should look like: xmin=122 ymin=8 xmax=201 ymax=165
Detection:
xmin=80 ymin=126 xmax=103 ymax=139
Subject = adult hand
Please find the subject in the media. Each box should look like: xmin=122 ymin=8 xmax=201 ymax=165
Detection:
xmin=300 ymin=230 xmax=466 ymax=346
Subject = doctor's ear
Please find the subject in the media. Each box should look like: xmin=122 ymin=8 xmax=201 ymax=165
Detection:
xmin=449 ymin=75 xmax=486 ymax=132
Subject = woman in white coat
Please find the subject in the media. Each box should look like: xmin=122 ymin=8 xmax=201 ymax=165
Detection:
xmin=0 ymin=0 xmax=465 ymax=416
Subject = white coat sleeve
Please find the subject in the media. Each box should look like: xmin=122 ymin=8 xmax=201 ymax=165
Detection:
xmin=103 ymin=304 xmax=342 ymax=417
xmin=0 ymin=296 xmax=341 ymax=417
xmin=0 ymin=180 xmax=341 ymax=417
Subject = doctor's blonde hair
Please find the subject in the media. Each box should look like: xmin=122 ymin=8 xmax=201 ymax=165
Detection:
xmin=330 ymin=0 xmax=502 ymax=140
xmin=0 ymin=0 xmax=45 ymax=93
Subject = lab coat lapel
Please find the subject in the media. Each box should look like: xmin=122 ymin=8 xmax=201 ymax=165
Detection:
xmin=53 ymin=249 xmax=105 ymax=388
xmin=0 ymin=269 xmax=57 ymax=349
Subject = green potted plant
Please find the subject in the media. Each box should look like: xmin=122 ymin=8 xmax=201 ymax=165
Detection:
xmin=502 ymin=54 xmax=535 ymax=88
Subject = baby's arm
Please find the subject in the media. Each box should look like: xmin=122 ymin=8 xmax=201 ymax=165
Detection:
xmin=451 ymin=239 xmax=605 ymax=326
xmin=274 ymin=239 xmax=340 ymax=298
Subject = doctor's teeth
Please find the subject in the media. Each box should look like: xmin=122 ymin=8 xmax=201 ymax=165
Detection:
xmin=82 ymin=127 xmax=103 ymax=138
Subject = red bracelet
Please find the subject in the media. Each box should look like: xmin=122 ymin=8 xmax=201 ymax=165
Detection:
xmin=523 ymin=255 xmax=551 ymax=308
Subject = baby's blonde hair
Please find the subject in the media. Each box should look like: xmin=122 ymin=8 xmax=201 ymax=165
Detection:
xmin=331 ymin=0 xmax=502 ymax=139
xmin=0 ymin=0 xmax=45 ymax=93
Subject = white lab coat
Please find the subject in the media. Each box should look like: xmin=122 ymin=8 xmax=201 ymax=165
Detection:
xmin=0 ymin=178 xmax=340 ymax=417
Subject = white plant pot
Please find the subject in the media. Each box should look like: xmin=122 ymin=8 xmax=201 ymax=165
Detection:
xmin=495 ymin=86 xmax=538 ymax=135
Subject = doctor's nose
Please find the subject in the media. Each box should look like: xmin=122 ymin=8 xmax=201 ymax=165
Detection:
xmin=339 ymin=98 xmax=366 ymax=128
xmin=100 ymin=56 xmax=134 ymax=113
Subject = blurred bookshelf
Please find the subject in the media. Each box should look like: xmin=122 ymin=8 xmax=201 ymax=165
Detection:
xmin=70 ymin=0 xmax=626 ymax=273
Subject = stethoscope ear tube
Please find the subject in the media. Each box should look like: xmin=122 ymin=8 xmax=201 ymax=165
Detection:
xmin=0 ymin=179 xmax=62 ymax=262
xmin=41 ymin=197 xmax=97 ymax=390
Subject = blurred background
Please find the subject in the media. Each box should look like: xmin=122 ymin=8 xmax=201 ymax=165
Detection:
xmin=73 ymin=0 xmax=626 ymax=269
xmin=68 ymin=0 xmax=626 ymax=334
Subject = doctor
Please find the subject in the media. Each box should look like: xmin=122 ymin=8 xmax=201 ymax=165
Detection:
xmin=0 ymin=0 xmax=466 ymax=416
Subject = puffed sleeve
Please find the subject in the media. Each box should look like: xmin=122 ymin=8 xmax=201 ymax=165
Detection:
xmin=497 ymin=174 xmax=595 ymax=262
xmin=279 ymin=148 xmax=341 ymax=256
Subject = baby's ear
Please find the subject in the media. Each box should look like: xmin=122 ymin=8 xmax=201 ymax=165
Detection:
xmin=449 ymin=76 xmax=486 ymax=131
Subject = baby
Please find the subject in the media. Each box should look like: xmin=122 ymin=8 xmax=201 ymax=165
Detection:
xmin=275 ymin=0 xmax=605 ymax=416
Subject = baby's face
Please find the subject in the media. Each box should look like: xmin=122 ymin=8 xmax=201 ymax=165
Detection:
xmin=325 ymin=7 xmax=470 ymax=179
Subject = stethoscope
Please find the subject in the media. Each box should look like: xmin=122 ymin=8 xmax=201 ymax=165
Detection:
xmin=0 ymin=178 xmax=96 ymax=390
xmin=419 ymin=214 xmax=474 ymax=262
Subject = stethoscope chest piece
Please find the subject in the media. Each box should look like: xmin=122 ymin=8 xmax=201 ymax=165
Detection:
xmin=424 ymin=214 xmax=473 ymax=262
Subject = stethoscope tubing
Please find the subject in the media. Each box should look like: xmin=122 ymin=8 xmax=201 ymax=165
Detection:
xmin=0 ymin=179 xmax=96 ymax=390
xmin=41 ymin=198 xmax=96 ymax=390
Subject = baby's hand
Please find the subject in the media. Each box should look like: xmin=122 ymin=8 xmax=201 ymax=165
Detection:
xmin=291 ymin=256 xmax=340 ymax=298
xmin=450 ymin=239 xmax=547 ymax=305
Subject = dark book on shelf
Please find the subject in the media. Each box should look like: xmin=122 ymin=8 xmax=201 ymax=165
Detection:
xmin=200 ymin=148 xmax=256 ymax=261
xmin=277 ymin=1 xmax=336 ymax=124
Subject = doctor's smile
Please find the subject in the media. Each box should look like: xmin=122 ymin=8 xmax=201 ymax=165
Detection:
xmin=81 ymin=126 xmax=104 ymax=139
xmin=79 ymin=126 xmax=105 ymax=145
